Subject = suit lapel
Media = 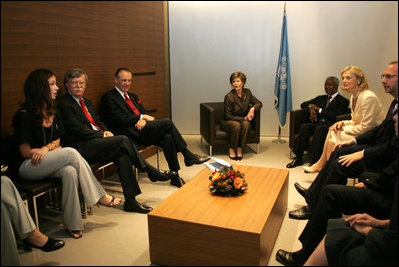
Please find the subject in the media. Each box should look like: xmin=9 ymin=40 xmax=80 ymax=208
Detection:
xmin=66 ymin=93 xmax=88 ymax=123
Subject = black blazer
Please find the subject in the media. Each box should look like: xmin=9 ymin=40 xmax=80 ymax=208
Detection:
xmin=300 ymin=94 xmax=349 ymax=123
xmin=100 ymin=88 xmax=149 ymax=139
xmin=57 ymin=92 xmax=108 ymax=149
xmin=356 ymin=117 xmax=397 ymax=172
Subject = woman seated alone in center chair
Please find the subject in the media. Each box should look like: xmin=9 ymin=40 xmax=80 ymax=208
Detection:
xmin=221 ymin=71 xmax=262 ymax=160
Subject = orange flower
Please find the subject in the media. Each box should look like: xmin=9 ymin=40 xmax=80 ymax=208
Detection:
xmin=234 ymin=178 xmax=244 ymax=189
xmin=211 ymin=172 xmax=221 ymax=181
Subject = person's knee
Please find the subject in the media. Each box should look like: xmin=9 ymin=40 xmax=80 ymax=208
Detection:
xmin=63 ymin=147 xmax=80 ymax=158
xmin=241 ymin=121 xmax=251 ymax=129
xmin=231 ymin=121 xmax=241 ymax=131
xmin=1 ymin=175 xmax=13 ymax=189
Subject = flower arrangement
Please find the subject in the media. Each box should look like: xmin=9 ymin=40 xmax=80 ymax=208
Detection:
xmin=209 ymin=165 xmax=248 ymax=196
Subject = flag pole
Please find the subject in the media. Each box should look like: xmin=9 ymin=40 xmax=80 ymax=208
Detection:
xmin=272 ymin=1 xmax=289 ymax=144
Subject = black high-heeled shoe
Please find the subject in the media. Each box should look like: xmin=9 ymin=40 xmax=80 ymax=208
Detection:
xmin=236 ymin=156 xmax=243 ymax=161
xmin=228 ymin=155 xmax=237 ymax=161
xmin=23 ymin=237 xmax=65 ymax=252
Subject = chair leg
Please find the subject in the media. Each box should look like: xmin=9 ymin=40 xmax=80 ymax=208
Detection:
xmin=33 ymin=193 xmax=45 ymax=230
xmin=156 ymin=146 xmax=159 ymax=169
xmin=209 ymin=145 xmax=213 ymax=157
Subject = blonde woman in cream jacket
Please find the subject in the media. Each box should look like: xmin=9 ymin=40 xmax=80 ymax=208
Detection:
xmin=304 ymin=65 xmax=384 ymax=173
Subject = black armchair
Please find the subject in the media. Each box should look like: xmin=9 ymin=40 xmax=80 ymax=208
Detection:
xmin=200 ymin=102 xmax=261 ymax=156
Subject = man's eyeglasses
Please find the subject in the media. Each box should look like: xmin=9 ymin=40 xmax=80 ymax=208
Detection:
xmin=381 ymin=74 xmax=398 ymax=79
xmin=70 ymin=81 xmax=86 ymax=86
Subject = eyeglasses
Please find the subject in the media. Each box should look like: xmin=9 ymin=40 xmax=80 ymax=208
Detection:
xmin=70 ymin=81 xmax=86 ymax=86
xmin=381 ymin=74 xmax=398 ymax=79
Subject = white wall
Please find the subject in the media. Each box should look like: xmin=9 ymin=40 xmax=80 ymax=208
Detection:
xmin=169 ymin=1 xmax=398 ymax=136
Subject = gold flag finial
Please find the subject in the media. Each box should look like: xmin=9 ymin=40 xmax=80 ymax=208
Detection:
xmin=284 ymin=1 xmax=286 ymax=13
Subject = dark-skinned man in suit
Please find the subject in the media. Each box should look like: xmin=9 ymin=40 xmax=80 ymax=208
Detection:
xmin=287 ymin=76 xmax=349 ymax=168
xmin=100 ymin=68 xmax=210 ymax=188
xmin=58 ymin=68 xmax=176 ymax=214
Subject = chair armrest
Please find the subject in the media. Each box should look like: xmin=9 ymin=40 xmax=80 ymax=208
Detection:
xmin=335 ymin=112 xmax=351 ymax=122
xmin=200 ymin=103 xmax=216 ymax=144
xmin=289 ymin=109 xmax=307 ymax=149
xmin=253 ymin=108 xmax=261 ymax=142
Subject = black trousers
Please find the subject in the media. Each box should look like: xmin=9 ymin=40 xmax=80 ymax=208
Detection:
xmin=79 ymin=135 xmax=147 ymax=202
xmin=132 ymin=118 xmax=187 ymax=172
xmin=307 ymin=144 xmax=367 ymax=208
xmin=298 ymin=184 xmax=393 ymax=258
xmin=293 ymin=122 xmax=331 ymax=162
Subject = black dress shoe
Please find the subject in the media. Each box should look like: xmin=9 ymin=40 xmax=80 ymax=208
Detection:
xmin=294 ymin=182 xmax=310 ymax=203
xmin=184 ymin=154 xmax=210 ymax=166
xmin=170 ymin=176 xmax=186 ymax=188
xmin=146 ymin=165 xmax=173 ymax=182
xmin=23 ymin=237 xmax=65 ymax=252
xmin=123 ymin=200 xmax=153 ymax=213
xmin=236 ymin=155 xmax=243 ymax=161
xmin=286 ymin=158 xmax=303 ymax=168
xmin=276 ymin=249 xmax=307 ymax=266
xmin=288 ymin=205 xmax=312 ymax=220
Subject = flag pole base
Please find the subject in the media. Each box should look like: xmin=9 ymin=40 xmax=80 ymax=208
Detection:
xmin=272 ymin=138 xmax=287 ymax=144
xmin=273 ymin=126 xmax=287 ymax=144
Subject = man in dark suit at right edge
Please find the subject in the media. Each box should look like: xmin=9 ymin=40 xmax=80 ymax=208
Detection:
xmin=287 ymin=76 xmax=349 ymax=168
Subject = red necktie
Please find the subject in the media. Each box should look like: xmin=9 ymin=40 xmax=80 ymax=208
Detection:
xmin=124 ymin=93 xmax=140 ymax=115
xmin=79 ymin=98 xmax=103 ymax=133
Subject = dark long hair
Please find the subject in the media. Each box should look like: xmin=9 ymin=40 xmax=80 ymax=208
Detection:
xmin=20 ymin=69 xmax=56 ymax=127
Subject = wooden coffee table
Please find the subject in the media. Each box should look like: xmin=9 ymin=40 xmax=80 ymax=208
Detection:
xmin=148 ymin=165 xmax=288 ymax=265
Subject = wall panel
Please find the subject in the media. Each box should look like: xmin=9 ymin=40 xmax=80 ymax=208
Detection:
xmin=1 ymin=1 xmax=168 ymax=136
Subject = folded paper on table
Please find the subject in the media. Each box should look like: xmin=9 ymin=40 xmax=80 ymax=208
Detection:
xmin=204 ymin=157 xmax=231 ymax=172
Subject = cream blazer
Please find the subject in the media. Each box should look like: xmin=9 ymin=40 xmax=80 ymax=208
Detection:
xmin=332 ymin=89 xmax=384 ymax=143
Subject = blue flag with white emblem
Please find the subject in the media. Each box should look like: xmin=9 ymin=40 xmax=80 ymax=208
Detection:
xmin=274 ymin=8 xmax=292 ymax=127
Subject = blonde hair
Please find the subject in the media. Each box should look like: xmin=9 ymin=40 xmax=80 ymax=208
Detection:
xmin=340 ymin=65 xmax=369 ymax=91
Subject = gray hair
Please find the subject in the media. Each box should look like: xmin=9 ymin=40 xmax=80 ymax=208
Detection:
xmin=63 ymin=68 xmax=88 ymax=86
xmin=326 ymin=76 xmax=339 ymax=87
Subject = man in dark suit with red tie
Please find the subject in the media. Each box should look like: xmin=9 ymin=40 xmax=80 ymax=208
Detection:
xmin=100 ymin=68 xmax=210 ymax=188
xmin=58 ymin=68 xmax=176 ymax=214
xmin=287 ymin=77 xmax=350 ymax=168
